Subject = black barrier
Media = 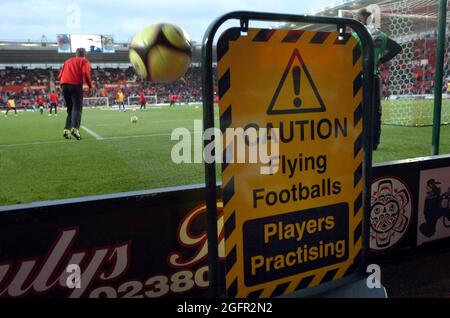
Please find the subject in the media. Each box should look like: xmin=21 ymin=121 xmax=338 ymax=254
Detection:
xmin=202 ymin=11 xmax=375 ymax=297
xmin=369 ymin=154 xmax=450 ymax=261
xmin=0 ymin=185 xmax=224 ymax=298
xmin=0 ymin=155 xmax=450 ymax=297
xmin=370 ymin=159 xmax=419 ymax=257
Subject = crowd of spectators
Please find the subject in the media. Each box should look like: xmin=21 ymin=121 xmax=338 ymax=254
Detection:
xmin=0 ymin=66 xmax=204 ymax=108
xmin=1 ymin=32 xmax=449 ymax=108
xmin=379 ymin=33 xmax=450 ymax=97
xmin=0 ymin=68 xmax=51 ymax=87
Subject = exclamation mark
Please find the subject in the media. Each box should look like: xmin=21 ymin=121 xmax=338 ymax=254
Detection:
xmin=292 ymin=66 xmax=301 ymax=108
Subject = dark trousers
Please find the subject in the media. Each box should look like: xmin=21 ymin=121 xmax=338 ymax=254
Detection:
xmin=62 ymin=84 xmax=83 ymax=129
xmin=373 ymin=75 xmax=382 ymax=151
xmin=140 ymin=101 xmax=146 ymax=109
xmin=49 ymin=103 xmax=58 ymax=114
xmin=6 ymin=107 xmax=17 ymax=115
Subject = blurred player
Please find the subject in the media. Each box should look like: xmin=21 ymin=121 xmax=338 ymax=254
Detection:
xmin=59 ymin=47 xmax=93 ymax=140
xmin=49 ymin=90 xmax=59 ymax=116
xmin=116 ymin=89 xmax=126 ymax=112
xmin=354 ymin=8 xmax=402 ymax=151
xmin=36 ymin=95 xmax=45 ymax=115
xmin=139 ymin=91 xmax=146 ymax=110
xmin=169 ymin=94 xmax=175 ymax=107
xmin=5 ymin=95 xmax=17 ymax=117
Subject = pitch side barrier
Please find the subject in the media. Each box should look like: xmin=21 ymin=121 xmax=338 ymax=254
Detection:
xmin=369 ymin=154 xmax=450 ymax=261
xmin=0 ymin=156 xmax=449 ymax=298
xmin=0 ymin=184 xmax=223 ymax=298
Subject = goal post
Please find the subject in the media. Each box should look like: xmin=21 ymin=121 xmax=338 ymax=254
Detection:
xmin=127 ymin=95 xmax=158 ymax=106
xmin=338 ymin=0 xmax=450 ymax=126
xmin=83 ymin=97 xmax=109 ymax=107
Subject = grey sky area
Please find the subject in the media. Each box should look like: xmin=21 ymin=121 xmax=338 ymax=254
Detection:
xmin=0 ymin=0 xmax=334 ymax=42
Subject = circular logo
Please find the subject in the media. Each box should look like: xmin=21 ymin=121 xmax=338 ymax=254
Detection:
xmin=370 ymin=177 xmax=412 ymax=250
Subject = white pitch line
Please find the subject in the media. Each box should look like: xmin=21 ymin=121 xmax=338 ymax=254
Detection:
xmin=81 ymin=125 xmax=104 ymax=140
xmin=95 ymin=119 xmax=201 ymax=127
xmin=104 ymin=131 xmax=203 ymax=141
xmin=0 ymin=132 xmax=203 ymax=148
xmin=0 ymin=140 xmax=67 ymax=148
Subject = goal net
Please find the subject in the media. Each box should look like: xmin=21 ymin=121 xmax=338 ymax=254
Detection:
xmin=339 ymin=0 xmax=450 ymax=126
xmin=83 ymin=97 xmax=110 ymax=108
xmin=127 ymin=95 xmax=158 ymax=106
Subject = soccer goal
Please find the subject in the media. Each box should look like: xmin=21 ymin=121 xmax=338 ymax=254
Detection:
xmin=83 ymin=97 xmax=110 ymax=108
xmin=339 ymin=0 xmax=450 ymax=126
xmin=127 ymin=95 xmax=158 ymax=106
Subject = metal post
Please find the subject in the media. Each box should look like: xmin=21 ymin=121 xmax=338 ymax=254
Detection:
xmin=201 ymin=33 xmax=219 ymax=298
xmin=431 ymin=0 xmax=448 ymax=155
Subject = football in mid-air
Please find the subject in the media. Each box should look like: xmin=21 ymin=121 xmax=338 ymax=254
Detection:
xmin=129 ymin=23 xmax=192 ymax=83
xmin=130 ymin=116 xmax=139 ymax=123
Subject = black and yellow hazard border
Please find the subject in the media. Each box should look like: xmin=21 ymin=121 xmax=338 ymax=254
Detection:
xmin=218 ymin=28 xmax=364 ymax=298
xmin=201 ymin=11 xmax=375 ymax=298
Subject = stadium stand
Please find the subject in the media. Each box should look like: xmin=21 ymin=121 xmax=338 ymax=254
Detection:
xmin=0 ymin=66 xmax=206 ymax=108
xmin=0 ymin=0 xmax=448 ymax=112
xmin=1 ymin=34 xmax=448 ymax=109
xmin=0 ymin=38 xmax=208 ymax=108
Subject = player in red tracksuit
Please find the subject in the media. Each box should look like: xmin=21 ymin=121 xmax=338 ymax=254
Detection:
xmin=169 ymin=94 xmax=175 ymax=107
xmin=139 ymin=91 xmax=146 ymax=110
xmin=49 ymin=91 xmax=59 ymax=116
xmin=36 ymin=95 xmax=45 ymax=115
xmin=58 ymin=47 xmax=93 ymax=140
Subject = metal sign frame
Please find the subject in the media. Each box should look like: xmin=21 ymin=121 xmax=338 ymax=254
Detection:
xmin=201 ymin=11 xmax=374 ymax=297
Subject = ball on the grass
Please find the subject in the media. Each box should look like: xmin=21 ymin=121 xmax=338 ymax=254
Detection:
xmin=129 ymin=23 xmax=192 ymax=83
xmin=131 ymin=116 xmax=139 ymax=123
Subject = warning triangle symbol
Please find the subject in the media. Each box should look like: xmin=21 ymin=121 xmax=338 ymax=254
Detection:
xmin=267 ymin=49 xmax=326 ymax=115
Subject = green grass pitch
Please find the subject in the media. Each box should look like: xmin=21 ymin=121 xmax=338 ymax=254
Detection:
xmin=0 ymin=103 xmax=449 ymax=206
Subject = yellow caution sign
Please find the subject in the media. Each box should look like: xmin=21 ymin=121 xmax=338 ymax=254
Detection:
xmin=218 ymin=28 xmax=364 ymax=298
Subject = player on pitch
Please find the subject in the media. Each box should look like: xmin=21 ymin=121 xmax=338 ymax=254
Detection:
xmin=139 ymin=91 xmax=146 ymax=110
xmin=36 ymin=95 xmax=45 ymax=115
xmin=49 ymin=90 xmax=59 ymax=116
xmin=58 ymin=48 xmax=93 ymax=140
xmin=5 ymin=94 xmax=17 ymax=117
xmin=117 ymin=89 xmax=126 ymax=112
xmin=354 ymin=8 xmax=402 ymax=150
